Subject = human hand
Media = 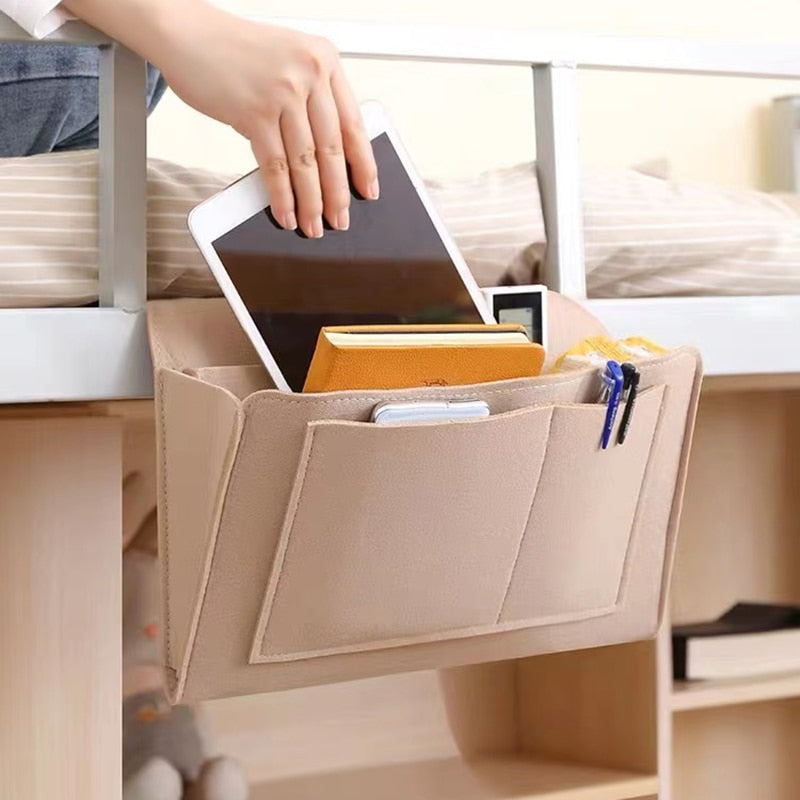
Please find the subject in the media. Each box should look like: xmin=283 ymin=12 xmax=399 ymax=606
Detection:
xmin=161 ymin=11 xmax=379 ymax=237
xmin=63 ymin=0 xmax=379 ymax=238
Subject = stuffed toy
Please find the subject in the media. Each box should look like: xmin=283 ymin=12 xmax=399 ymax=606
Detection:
xmin=122 ymin=546 xmax=249 ymax=800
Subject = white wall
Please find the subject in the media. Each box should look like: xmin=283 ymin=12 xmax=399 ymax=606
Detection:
xmin=146 ymin=0 xmax=800 ymax=188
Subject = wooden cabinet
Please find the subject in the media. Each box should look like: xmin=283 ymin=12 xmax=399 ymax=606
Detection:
xmin=0 ymin=415 xmax=123 ymax=800
xmin=205 ymin=662 xmax=659 ymax=800
xmin=7 ymin=384 xmax=788 ymax=799
xmin=664 ymin=386 xmax=800 ymax=799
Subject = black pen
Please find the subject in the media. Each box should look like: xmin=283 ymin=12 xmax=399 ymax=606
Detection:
xmin=617 ymin=363 xmax=640 ymax=445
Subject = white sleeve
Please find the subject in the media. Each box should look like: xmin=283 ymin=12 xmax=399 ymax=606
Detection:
xmin=2 ymin=1 xmax=75 ymax=38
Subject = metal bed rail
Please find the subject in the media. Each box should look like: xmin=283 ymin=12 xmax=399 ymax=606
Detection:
xmin=1 ymin=15 xmax=147 ymax=311
xmin=1 ymin=13 xmax=799 ymax=396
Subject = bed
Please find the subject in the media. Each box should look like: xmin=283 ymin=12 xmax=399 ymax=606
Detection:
xmin=2 ymin=14 xmax=798 ymax=800
xmin=2 ymin=15 xmax=800 ymax=403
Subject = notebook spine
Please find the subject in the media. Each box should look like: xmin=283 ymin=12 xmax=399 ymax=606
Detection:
xmin=302 ymin=336 xmax=336 ymax=392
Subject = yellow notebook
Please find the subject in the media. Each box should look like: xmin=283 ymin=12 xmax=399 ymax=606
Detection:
xmin=302 ymin=324 xmax=545 ymax=392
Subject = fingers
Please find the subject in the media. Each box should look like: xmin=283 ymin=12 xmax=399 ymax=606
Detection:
xmin=250 ymin=47 xmax=378 ymax=237
xmin=307 ymin=86 xmax=351 ymax=231
xmin=280 ymin=107 xmax=324 ymax=238
xmin=332 ymin=64 xmax=379 ymax=201
xmin=250 ymin=125 xmax=297 ymax=232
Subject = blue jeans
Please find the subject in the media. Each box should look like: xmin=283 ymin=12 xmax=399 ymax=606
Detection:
xmin=0 ymin=43 xmax=166 ymax=157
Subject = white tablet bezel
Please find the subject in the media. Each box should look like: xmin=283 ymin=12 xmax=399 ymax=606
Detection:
xmin=188 ymin=100 xmax=494 ymax=392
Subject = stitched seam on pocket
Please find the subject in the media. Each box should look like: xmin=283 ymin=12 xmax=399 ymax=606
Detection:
xmin=157 ymin=371 xmax=172 ymax=669
xmin=613 ymin=385 xmax=668 ymax=607
xmin=250 ymin=424 xmax=320 ymax=663
xmin=495 ymin=407 xmax=555 ymax=624
xmin=240 ymin=350 xmax=698 ymax=412
xmin=158 ymin=371 xmax=243 ymax=701
xmin=255 ymin=603 xmax=618 ymax=663
xmin=242 ymin=372 xmax=589 ymax=413
xmin=180 ymin=406 xmax=244 ymax=700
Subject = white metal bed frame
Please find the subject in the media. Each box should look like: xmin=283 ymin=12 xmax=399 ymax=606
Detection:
xmin=1 ymin=14 xmax=800 ymax=402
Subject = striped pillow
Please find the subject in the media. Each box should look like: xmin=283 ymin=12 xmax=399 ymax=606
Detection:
xmin=0 ymin=150 xmax=229 ymax=308
xmin=425 ymin=162 xmax=545 ymax=287
xmin=581 ymin=168 xmax=800 ymax=297
xmin=429 ymin=162 xmax=800 ymax=297
xmin=0 ymin=151 xmax=537 ymax=308
xmin=3 ymin=151 xmax=799 ymax=307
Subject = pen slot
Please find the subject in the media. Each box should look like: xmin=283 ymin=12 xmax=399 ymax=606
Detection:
xmin=250 ymin=406 xmax=553 ymax=663
xmin=498 ymin=385 xmax=666 ymax=623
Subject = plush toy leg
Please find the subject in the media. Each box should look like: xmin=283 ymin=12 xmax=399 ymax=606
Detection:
xmin=123 ymin=756 xmax=182 ymax=800
xmin=123 ymin=690 xmax=207 ymax=782
xmin=184 ymin=757 xmax=250 ymax=800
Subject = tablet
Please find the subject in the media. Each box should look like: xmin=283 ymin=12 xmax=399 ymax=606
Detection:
xmin=188 ymin=101 xmax=493 ymax=392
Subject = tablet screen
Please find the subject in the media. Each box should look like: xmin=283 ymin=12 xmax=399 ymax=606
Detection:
xmin=212 ymin=133 xmax=484 ymax=391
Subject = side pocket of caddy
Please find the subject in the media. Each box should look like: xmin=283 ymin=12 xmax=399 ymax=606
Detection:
xmin=498 ymin=385 xmax=666 ymax=623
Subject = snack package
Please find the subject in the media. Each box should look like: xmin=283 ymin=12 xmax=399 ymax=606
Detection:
xmin=553 ymin=335 xmax=668 ymax=372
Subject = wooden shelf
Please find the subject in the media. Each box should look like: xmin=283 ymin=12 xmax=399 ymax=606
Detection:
xmin=672 ymin=671 xmax=800 ymax=712
xmin=248 ymin=756 xmax=657 ymax=800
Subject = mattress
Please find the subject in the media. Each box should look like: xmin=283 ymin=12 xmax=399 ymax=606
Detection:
xmin=2 ymin=152 xmax=800 ymax=308
xmin=428 ymin=162 xmax=800 ymax=298
xmin=0 ymin=151 xmax=227 ymax=307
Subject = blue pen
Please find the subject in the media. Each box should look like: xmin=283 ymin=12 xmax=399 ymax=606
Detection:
xmin=599 ymin=360 xmax=624 ymax=450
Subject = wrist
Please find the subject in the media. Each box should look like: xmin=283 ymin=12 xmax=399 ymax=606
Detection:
xmin=142 ymin=0 xmax=218 ymax=63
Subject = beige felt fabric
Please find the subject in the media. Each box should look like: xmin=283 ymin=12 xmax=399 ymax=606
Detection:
xmin=147 ymin=295 xmax=702 ymax=703
xmin=497 ymin=385 xmax=664 ymax=621
xmin=251 ymin=405 xmax=554 ymax=663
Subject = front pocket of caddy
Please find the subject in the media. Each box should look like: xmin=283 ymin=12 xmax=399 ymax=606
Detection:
xmin=497 ymin=385 xmax=666 ymax=624
xmin=250 ymin=405 xmax=554 ymax=663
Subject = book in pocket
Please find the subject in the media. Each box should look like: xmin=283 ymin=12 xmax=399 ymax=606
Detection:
xmin=303 ymin=324 xmax=545 ymax=392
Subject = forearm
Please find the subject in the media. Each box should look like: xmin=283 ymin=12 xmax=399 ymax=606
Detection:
xmin=60 ymin=0 xmax=223 ymax=68
xmin=61 ymin=0 xmax=378 ymax=236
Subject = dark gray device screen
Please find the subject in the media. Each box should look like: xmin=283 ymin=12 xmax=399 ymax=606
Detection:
xmin=212 ymin=133 xmax=483 ymax=391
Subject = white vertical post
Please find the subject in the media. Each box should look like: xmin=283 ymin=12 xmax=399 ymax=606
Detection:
xmin=98 ymin=43 xmax=148 ymax=310
xmin=771 ymin=95 xmax=800 ymax=192
xmin=533 ymin=64 xmax=587 ymax=298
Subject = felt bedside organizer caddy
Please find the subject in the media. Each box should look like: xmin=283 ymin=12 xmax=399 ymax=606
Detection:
xmin=147 ymin=294 xmax=701 ymax=703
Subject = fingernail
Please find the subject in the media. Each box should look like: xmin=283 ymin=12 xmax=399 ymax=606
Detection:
xmin=284 ymin=211 xmax=297 ymax=230
xmin=311 ymin=218 xmax=324 ymax=238
xmin=336 ymin=209 xmax=350 ymax=231
xmin=368 ymin=179 xmax=380 ymax=200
